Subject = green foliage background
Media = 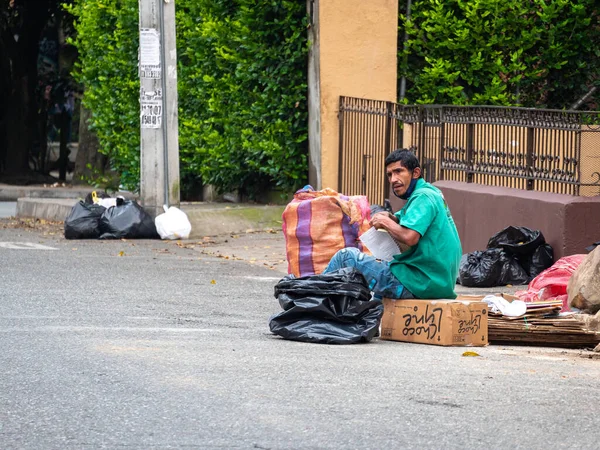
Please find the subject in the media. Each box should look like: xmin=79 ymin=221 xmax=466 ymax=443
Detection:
xmin=68 ymin=0 xmax=308 ymax=198
xmin=399 ymin=0 xmax=600 ymax=107
xmin=67 ymin=0 xmax=599 ymax=196
xmin=66 ymin=0 xmax=141 ymax=190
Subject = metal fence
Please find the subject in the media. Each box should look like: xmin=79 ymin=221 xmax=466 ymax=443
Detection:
xmin=338 ymin=96 xmax=600 ymax=205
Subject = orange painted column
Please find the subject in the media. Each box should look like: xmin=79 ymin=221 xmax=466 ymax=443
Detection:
xmin=308 ymin=0 xmax=398 ymax=190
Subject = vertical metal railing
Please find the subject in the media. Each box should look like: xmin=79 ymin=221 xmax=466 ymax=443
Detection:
xmin=338 ymin=97 xmax=391 ymax=205
xmin=338 ymin=96 xmax=600 ymax=203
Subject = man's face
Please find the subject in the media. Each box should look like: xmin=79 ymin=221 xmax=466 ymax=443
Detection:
xmin=386 ymin=161 xmax=421 ymax=197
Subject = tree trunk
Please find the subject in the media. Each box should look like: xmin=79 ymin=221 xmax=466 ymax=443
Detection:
xmin=38 ymin=107 xmax=49 ymax=173
xmin=73 ymin=103 xmax=105 ymax=185
xmin=57 ymin=109 xmax=70 ymax=181
xmin=3 ymin=74 xmax=32 ymax=175
xmin=0 ymin=36 xmax=8 ymax=172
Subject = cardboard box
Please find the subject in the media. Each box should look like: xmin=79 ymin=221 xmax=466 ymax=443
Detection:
xmin=456 ymin=293 xmax=518 ymax=302
xmin=380 ymin=298 xmax=488 ymax=346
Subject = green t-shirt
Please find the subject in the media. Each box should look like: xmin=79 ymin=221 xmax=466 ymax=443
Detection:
xmin=389 ymin=179 xmax=462 ymax=299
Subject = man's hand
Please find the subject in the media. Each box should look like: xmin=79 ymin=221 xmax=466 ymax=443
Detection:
xmin=369 ymin=212 xmax=420 ymax=247
xmin=369 ymin=212 xmax=398 ymax=230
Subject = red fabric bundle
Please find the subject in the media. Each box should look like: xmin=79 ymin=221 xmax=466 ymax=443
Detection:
xmin=515 ymin=254 xmax=587 ymax=311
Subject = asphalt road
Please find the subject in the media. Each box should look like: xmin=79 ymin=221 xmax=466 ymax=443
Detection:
xmin=1 ymin=221 xmax=598 ymax=450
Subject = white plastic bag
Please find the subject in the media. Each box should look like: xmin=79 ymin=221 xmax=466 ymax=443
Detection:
xmin=97 ymin=198 xmax=118 ymax=208
xmin=154 ymin=205 xmax=192 ymax=240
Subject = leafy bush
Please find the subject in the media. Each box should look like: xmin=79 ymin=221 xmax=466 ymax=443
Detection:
xmin=66 ymin=0 xmax=140 ymax=189
xmin=68 ymin=0 xmax=308 ymax=198
xmin=177 ymin=0 xmax=308 ymax=199
xmin=399 ymin=0 xmax=600 ymax=108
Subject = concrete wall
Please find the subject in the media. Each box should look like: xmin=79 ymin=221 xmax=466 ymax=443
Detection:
xmin=418 ymin=181 xmax=600 ymax=259
xmin=308 ymin=0 xmax=398 ymax=190
xmin=580 ymin=126 xmax=600 ymax=197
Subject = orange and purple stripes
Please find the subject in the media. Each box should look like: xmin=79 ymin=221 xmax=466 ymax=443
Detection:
xmin=283 ymin=188 xmax=371 ymax=277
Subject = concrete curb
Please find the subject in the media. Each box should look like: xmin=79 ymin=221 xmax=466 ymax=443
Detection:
xmin=14 ymin=196 xmax=286 ymax=237
xmin=0 ymin=184 xmax=135 ymax=201
xmin=16 ymin=198 xmax=78 ymax=222
xmin=184 ymin=205 xmax=285 ymax=238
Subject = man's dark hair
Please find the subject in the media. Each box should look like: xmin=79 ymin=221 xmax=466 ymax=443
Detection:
xmin=385 ymin=149 xmax=421 ymax=173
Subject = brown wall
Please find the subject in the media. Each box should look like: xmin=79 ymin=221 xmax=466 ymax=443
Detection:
xmin=396 ymin=181 xmax=600 ymax=259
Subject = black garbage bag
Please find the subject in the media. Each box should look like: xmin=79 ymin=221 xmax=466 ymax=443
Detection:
xmin=497 ymin=251 xmax=530 ymax=286
xmin=458 ymin=249 xmax=505 ymax=287
xmin=520 ymin=244 xmax=554 ymax=279
xmin=64 ymin=201 xmax=107 ymax=239
xmin=585 ymin=241 xmax=600 ymax=253
xmin=458 ymin=248 xmax=529 ymax=287
xmin=269 ymin=268 xmax=383 ymax=344
xmin=370 ymin=200 xmax=393 ymax=216
xmin=98 ymin=200 xmax=159 ymax=239
xmin=487 ymin=225 xmax=554 ymax=282
xmin=487 ymin=225 xmax=546 ymax=255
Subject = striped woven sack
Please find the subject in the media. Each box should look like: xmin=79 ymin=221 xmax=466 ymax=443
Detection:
xmin=283 ymin=186 xmax=371 ymax=277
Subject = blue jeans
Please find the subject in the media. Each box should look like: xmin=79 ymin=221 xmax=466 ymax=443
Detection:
xmin=323 ymin=248 xmax=414 ymax=299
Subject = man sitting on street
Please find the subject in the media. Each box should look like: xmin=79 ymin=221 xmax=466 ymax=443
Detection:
xmin=323 ymin=149 xmax=462 ymax=300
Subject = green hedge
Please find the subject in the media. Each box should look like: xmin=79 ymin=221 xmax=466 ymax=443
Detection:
xmin=177 ymin=1 xmax=308 ymax=199
xmin=66 ymin=0 xmax=141 ymax=190
xmin=68 ymin=0 xmax=308 ymax=198
xmin=69 ymin=0 xmax=598 ymax=196
xmin=399 ymin=0 xmax=600 ymax=108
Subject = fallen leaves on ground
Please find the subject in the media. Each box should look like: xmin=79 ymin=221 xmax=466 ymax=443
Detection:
xmin=0 ymin=217 xmax=63 ymax=233
xmin=175 ymin=241 xmax=196 ymax=249
xmin=462 ymin=351 xmax=481 ymax=357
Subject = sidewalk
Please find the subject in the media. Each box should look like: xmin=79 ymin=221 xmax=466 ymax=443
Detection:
xmin=0 ymin=183 xmax=285 ymax=238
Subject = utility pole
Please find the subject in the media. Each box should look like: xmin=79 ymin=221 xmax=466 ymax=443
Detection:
xmin=138 ymin=0 xmax=180 ymax=217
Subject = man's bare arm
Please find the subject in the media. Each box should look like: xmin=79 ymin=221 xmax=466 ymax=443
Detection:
xmin=369 ymin=213 xmax=421 ymax=247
